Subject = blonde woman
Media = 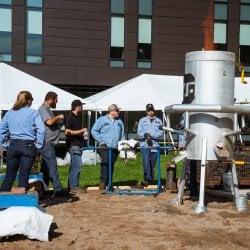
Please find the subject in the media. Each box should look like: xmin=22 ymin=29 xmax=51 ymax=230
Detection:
xmin=0 ymin=91 xmax=45 ymax=192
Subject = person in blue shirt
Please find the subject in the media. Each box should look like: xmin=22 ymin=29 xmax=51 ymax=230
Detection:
xmin=91 ymin=104 xmax=125 ymax=190
xmin=137 ymin=104 xmax=163 ymax=187
xmin=0 ymin=91 xmax=45 ymax=192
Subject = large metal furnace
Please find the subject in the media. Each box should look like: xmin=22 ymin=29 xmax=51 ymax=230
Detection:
xmin=165 ymin=50 xmax=250 ymax=213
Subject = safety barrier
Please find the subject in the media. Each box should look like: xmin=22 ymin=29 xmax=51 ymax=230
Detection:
xmin=81 ymin=145 xmax=176 ymax=195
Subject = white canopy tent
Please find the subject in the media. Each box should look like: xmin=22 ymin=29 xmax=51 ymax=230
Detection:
xmin=0 ymin=63 xmax=92 ymax=169
xmin=83 ymin=74 xmax=184 ymax=111
xmin=83 ymin=74 xmax=184 ymax=149
xmin=0 ymin=62 xmax=88 ymax=112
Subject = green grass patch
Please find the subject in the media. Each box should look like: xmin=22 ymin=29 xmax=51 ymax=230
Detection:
xmin=59 ymin=151 xmax=183 ymax=188
xmin=1 ymin=151 xmax=183 ymax=188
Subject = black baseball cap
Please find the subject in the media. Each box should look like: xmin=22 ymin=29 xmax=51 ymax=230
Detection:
xmin=146 ymin=103 xmax=155 ymax=111
xmin=71 ymin=99 xmax=85 ymax=110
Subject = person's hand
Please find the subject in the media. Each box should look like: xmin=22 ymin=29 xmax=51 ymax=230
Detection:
xmin=144 ymin=133 xmax=153 ymax=146
xmin=81 ymin=128 xmax=87 ymax=133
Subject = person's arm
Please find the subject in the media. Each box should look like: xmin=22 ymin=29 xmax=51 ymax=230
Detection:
xmin=91 ymin=117 xmax=102 ymax=142
xmin=45 ymin=114 xmax=64 ymax=126
xmin=120 ymin=120 xmax=125 ymax=141
xmin=65 ymin=128 xmax=87 ymax=136
xmin=137 ymin=118 xmax=145 ymax=139
xmin=0 ymin=113 xmax=9 ymax=148
xmin=34 ymin=112 xmax=45 ymax=149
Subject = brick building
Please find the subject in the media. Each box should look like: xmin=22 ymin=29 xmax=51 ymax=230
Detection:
xmin=0 ymin=0 xmax=249 ymax=98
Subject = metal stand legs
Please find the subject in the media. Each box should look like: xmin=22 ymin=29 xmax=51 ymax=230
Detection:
xmin=176 ymin=159 xmax=189 ymax=205
xmin=192 ymin=137 xmax=207 ymax=213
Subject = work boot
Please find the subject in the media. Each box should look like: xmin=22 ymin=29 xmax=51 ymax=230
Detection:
xmin=53 ymin=189 xmax=69 ymax=197
xmin=69 ymin=187 xmax=87 ymax=195
xmin=141 ymin=180 xmax=150 ymax=187
xmin=99 ymin=182 xmax=107 ymax=190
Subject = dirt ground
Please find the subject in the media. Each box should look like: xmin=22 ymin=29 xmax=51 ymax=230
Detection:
xmin=0 ymin=188 xmax=250 ymax=250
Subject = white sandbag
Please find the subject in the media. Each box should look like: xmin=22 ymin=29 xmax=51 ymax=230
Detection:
xmin=127 ymin=138 xmax=139 ymax=148
xmin=81 ymin=150 xmax=101 ymax=165
xmin=0 ymin=206 xmax=53 ymax=241
xmin=118 ymin=139 xmax=139 ymax=159
xmin=119 ymin=150 xmax=137 ymax=159
xmin=56 ymin=157 xmax=68 ymax=166
xmin=63 ymin=151 xmax=71 ymax=164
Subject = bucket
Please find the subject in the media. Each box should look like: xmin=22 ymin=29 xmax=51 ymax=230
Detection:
xmin=235 ymin=195 xmax=248 ymax=212
xmin=223 ymin=172 xmax=233 ymax=193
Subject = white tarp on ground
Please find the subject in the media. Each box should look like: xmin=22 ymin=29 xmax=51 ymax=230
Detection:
xmin=83 ymin=74 xmax=184 ymax=111
xmin=0 ymin=62 xmax=88 ymax=111
xmin=0 ymin=206 xmax=53 ymax=241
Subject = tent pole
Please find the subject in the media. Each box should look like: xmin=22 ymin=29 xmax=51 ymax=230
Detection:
xmin=87 ymin=111 xmax=91 ymax=146
xmin=94 ymin=110 xmax=98 ymax=166
xmin=125 ymin=111 xmax=128 ymax=139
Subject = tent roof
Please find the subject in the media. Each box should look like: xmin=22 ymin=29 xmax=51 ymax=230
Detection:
xmin=0 ymin=63 xmax=87 ymax=111
xmin=83 ymin=74 xmax=184 ymax=111
xmin=1 ymin=62 xmax=249 ymax=112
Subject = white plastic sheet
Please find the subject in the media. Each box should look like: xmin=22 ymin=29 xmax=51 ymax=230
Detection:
xmin=0 ymin=206 xmax=53 ymax=241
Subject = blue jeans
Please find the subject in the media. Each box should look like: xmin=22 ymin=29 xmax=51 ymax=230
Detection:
xmin=140 ymin=148 xmax=157 ymax=183
xmin=97 ymin=148 xmax=118 ymax=184
xmin=0 ymin=139 xmax=37 ymax=191
xmin=68 ymin=146 xmax=83 ymax=190
xmin=39 ymin=142 xmax=63 ymax=192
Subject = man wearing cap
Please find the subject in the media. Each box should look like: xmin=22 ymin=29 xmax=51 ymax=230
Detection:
xmin=137 ymin=104 xmax=163 ymax=187
xmin=91 ymin=104 xmax=125 ymax=190
xmin=65 ymin=100 xmax=88 ymax=194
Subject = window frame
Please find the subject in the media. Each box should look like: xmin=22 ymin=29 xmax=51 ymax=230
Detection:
xmin=137 ymin=0 xmax=152 ymax=69
xmin=213 ymin=0 xmax=228 ymax=51
xmin=239 ymin=0 xmax=250 ymax=72
xmin=109 ymin=0 xmax=125 ymax=68
xmin=0 ymin=0 xmax=12 ymax=62
xmin=25 ymin=0 xmax=43 ymax=64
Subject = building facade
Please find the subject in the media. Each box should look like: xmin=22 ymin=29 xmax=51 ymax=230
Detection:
xmin=0 ymin=0 xmax=249 ymax=97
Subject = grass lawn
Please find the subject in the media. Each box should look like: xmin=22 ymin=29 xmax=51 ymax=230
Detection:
xmin=58 ymin=151 xmax=183 ymax=188
xmin=0 ymin=151 xmax=183 ymax=188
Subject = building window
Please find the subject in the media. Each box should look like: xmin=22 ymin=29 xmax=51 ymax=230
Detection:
xmin=137 ymin=0 xmax=152 ymax=69
xmin=0 ymin=0 xmax=12 ymax=62
xmin=26 ymin=0 xmax=42 ymax=63
xmin=110 ymin=0 xmax=124 ymax=68
xmin=214 ymin=0 xmax=228 ymax=51
xmin=240 ymin=0 xmax=250 ymax=72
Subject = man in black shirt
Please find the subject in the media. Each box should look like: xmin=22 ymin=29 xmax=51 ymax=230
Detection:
xmin=65 ymin=100 xmax=87 ymax=194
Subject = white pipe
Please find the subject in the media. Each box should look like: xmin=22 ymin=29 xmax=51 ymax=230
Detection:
xmin=165 ymin=104 xmax=250 ymax=114
xmin=223 ymin=130 xmax=242 ymax=137
xmin=197 ymin=137 xmax=207 ymax=209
